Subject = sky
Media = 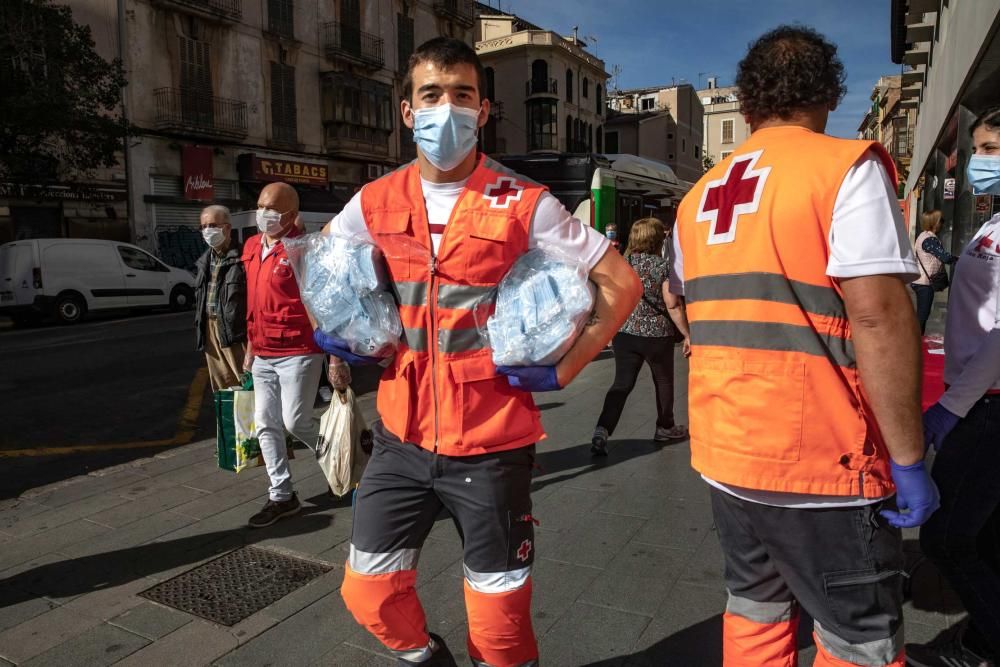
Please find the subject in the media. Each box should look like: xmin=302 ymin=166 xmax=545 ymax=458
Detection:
xmin=492 ymin=0 xmax=901 ymax=138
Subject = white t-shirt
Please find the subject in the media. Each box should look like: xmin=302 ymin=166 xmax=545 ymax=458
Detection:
xmin=670 ymin=150 xmax=918 ymax=509
xmin=327 ymin=177 xmax=610 ymax=270
xmin=940 ymin=213 xmax=1000 ymax=417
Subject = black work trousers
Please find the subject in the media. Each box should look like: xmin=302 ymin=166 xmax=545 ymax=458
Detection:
xmin=596 ymin=332 xmax=676 ymax=436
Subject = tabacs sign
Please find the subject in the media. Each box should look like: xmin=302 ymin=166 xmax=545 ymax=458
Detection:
xmin=240 ymin=154 xmax=329 ymax=186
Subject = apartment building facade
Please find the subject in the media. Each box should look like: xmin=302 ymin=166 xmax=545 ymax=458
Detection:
xmin=10 ymin=0 xmax=475 ymax=257
xmin=475 ymin=10 xmax=608 ymax=156
xmin=696 ymin=80 xmax=750 ymax=167
xmin=605 ymin=84 xmax=704 ymax=183
xmin=856 ymin=75 xmax=916 ymax=192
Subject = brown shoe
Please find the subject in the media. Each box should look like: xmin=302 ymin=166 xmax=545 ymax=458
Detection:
xmin=247 ymin=493 xmax=301 ymax=528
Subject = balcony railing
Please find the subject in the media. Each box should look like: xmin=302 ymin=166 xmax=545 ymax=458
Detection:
xmin=152 ymin=0 xmax=241 ymax=21
xmin=324 ymin=122 xmax=390 ymax=157
xmin=322 ymin=21 xmax=384 ymax=69
xmin=433 ymin=0 xmax=475 ymax=28
xmin=526 ymin=78 xmax=558 ymax=97
xmin=154 ymin=88 xmax=248 ymax=140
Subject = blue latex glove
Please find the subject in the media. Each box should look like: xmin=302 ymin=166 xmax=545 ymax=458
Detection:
xmin=313 ymin=330 xmax=381 ymax=366
xmin=497 ymin=365 xmax=561 ymax=392
xmin=923 ymin=402 xmax=961 ymax=451
xmin=880 ymin=459 xmax=940 ymax=528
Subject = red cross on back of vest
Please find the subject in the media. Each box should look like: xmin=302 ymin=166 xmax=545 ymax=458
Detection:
xmin=696 ymin=149 xmax=771 ymax=245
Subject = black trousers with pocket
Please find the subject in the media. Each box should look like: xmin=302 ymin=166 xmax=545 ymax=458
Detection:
xmin=596 ymin=332 xmax=676 ymax=436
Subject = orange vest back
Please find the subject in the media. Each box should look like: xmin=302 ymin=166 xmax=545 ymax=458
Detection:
xmin=360 ymin=155 xmax=546 ymax=456
xmin=676 ymin=126 xmax=897 ymax=497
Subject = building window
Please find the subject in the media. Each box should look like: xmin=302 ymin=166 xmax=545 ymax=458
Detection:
xmin=527 ymin=99 xmax=557 ymax=150
xmin=583 ymin=77 xmax=589 ymax=98
xmin=397 ymin=13 xmax=414 ymax=74
xmin=596 ymin=84 xmax=602 ymax=115
xmin=721 ymin=151 xmax=732 ymax=160
xmin=668 ymin=153 xmax=674 ymax=160
xmin=321 ymin=71 xmax=394 ymax=152
xmin=596 ymin=125 xmax=603 ymax=153
xmin=532 ymin=59 xmax=548 ymax=85
xmin=566 ymin=69 xmax=573 ymax=102
xmin=682 ymin=138 xmax=686 ymax=153
xmin=695 ymin=145 xmax=700 ymax=158
xmin=268 ymin=0 xmax=294 ymax=38
xmin=565 ymin=115 xmax=573 ymax=151
xmin=641 ymin=97 xmax=654 ymax=111
xmin=605 ymin=130 xmax=619 ymax=153
xmin=722 ymin=118 xmax=735 ymax=144
xmin=588 ymin=123 xmax=593 ymax=152
xmin=179 ymin=36 xmax=213 ymax=125
xmin=667 ymin=132 xmax=673 ymax=140
xmin=271 ymin=62 xmax=297 ymax=144
xmin=484 ymin=67 xmax=495 ymax=101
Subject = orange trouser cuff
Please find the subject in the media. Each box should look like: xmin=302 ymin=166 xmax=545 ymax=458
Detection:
xmin=464 ymin=578 xmax=538 ymax=667
xmin=341 ymin=563 xmax=428 ymax=652
xmin=723 ymin=611 xmax=797 ymax=667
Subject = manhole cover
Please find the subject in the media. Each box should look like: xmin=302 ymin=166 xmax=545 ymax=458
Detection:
xmin=140 ymin=546 xmax=333 ymax=626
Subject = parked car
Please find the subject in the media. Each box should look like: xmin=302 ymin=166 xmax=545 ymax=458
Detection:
xmin=0 ymin=238 xmax=196 ymax=325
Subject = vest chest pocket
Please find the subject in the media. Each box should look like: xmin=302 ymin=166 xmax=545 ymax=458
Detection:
xmin=373 ymin=209 xmax=421 ymax=281
xmin=689 ymin=357 xmax=804 ymax=462
xmin=464 ymin=213 xmax=523 ymax=283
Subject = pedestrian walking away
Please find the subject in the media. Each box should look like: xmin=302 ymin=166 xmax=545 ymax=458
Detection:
xmin=317 ymin=37 xmax=642 ymax=667
xmin=592 ymin=216 xmax=691 ymax=456
xmin=242 ymin=182 xmax=326 ymax=528
xmin=907 ymin=107 xmax=1000 ymax=667
xmin=671 ymin=25 xmax=936 ymax=667
xmin=911 ymin=209 xmax=958 ymax=334
xmin=194 ymin=205 xmax=247 ymax=391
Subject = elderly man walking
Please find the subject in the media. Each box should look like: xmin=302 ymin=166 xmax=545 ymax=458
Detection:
xmin=195 ymin=205 xmax=246 ymax=391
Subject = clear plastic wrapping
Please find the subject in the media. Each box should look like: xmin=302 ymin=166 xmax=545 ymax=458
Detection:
xmin=284 ymin=232 xmax=402 ymax=358
xmin=486 ymin=247 xmax=596 ymax=366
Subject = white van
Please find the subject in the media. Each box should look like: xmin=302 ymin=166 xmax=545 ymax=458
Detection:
xmin=0 ymin=238 xmax=196 ymax=325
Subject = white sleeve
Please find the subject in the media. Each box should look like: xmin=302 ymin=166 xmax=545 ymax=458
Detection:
xmin=528 ymin=192 xmax=610 ymax=270
xmin=668 ymin=230 xmax=685 ymax=296
xmin=326 ymin=190 xmax=372 ymax=242
xmin=826 ymin=151 xmax=920 ymax=281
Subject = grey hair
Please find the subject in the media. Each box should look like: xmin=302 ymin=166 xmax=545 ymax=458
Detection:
xmin=201 ymin=205 xmax=231 ymax=224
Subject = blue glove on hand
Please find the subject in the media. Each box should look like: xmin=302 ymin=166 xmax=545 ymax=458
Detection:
xmin=923 ymin=402 xmax=961 ymax=451
xmin=313 ymin=330 xmax=381 ymax=366
xmin=497 ymin=365 xmax=561 ymax=392
xmin=880 ymin=459 xmax=940 ymax=528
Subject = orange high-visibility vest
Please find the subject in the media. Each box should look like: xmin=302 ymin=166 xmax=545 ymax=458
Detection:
xmin=676 ymin=126 xmax=898 ymax=498
xmin=361 ymin=154 xmax=546 ymax=456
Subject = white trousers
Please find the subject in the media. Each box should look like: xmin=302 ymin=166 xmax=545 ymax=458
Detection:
xmin=251 ymin=354 xmax=324 ymax=501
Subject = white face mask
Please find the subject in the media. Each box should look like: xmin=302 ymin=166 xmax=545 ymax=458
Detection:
xmin=201 ymin=227 xmax=226 ymax=248
xmin=256 ymin=208 xmax=285 ymax=235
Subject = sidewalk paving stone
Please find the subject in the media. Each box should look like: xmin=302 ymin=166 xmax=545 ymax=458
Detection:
xmin=20 ymin=622 xmax=149 ymax=667
xmin=86 ymin=485 xmax=209 ymax=529
xmin=109 ymin=601 xmax=194 ymax=640
xmin=0 ymin=493 xmax=132 ymax=540
xmin=0 ymin=605 xmax=106 ymax=664
xmin=114 ymin=619 xmax=239 ymax=667
xmin=578 ymin=544 xmax=692 ymax=617
xmin=538 ymin=600 xmax=652 ymax=667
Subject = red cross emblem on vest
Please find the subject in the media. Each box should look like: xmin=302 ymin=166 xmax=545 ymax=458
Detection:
xmin=484 ymin=176 xmax=524 ymax=209
xmin=696 ymin=150 xmax=771 ymax=245
xmin=516 ymin=538 xmax=533 ymax=562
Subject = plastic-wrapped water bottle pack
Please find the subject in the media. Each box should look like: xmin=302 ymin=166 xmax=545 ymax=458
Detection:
xmin=486 ymin=248 xmax=596 ymax=366
xmin=284 ymin=233 xmax=402 ymax=358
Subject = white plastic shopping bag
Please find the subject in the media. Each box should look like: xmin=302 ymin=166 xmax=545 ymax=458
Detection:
xmin=316 ymin=387 xmax=370 ymax=497
xmin=233 ymin=389 xmax=262 ymax=473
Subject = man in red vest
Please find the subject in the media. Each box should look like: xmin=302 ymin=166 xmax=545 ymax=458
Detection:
xmin=242 ymin=182 xmax=326 ymax=528
xmin=318 ymin=38 xmax=642 ymax=666
xmin=671 ymin=26 xmax=937 ymax=666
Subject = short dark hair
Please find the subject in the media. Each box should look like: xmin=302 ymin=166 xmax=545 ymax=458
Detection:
xmin=971 ymin=106 xmax=1000 ymax=136
xmin=403 ymin=37 xmax=486 ymax=102
xmin=735 ymin=25 xmax=847 ymax=123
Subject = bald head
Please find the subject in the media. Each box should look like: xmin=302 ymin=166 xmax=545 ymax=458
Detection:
xmin=257 ymin=182 xmax=299 ymax=214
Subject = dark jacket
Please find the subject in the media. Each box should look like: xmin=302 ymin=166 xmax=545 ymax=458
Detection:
xmin=194 ymin=243 xmax=247 ymax=351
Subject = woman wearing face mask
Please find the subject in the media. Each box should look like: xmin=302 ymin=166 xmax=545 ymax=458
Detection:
xmin=911 ymin=209 xmax=958 ymax=334
xmin=605 ymin=222 xmax=621 ymax=251
xmin=193 ymin=204 xmax=247 ymax=391
xmin=906 ymin=107 xmax=1000 ymax=667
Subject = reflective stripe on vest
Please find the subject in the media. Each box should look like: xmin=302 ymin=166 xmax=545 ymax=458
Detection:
xmin=691 ymin=320 xmax=856 ymax=368
xmin=685 ymin=272 xmax=847 ymax=319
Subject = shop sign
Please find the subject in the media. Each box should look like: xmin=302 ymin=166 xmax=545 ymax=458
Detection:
xmin=241 ymin=154 xmax=328 ymax=185
xmin=976 ymin=195 xmax=992 ymax=213
xmin=0 ymin=182 xmax=126 ymax=202
xmin=943 ymin=178 xmax=956 ymax=200
xmin=182 ymin=145 xmax=214 ymax=201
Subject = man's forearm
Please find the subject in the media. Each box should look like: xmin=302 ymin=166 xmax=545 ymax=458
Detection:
xmin=841 ymin=276 xmax=924 ymax=465
xmin=555 ymin=250 xmax=642 ymax=387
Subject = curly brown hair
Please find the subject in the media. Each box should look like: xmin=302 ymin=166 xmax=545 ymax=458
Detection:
xmin=735 ymin=25 xmax=847 ymax=124
xmin=624 ymin=218 xmax=666 ymax=256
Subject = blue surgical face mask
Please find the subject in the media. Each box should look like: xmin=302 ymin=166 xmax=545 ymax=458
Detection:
xmin=412 ymin=103 xmax=481 ymax=171
xmin=967 ymin=154 xmax=1000 ymax=195
xmin=606 ymin=230 xmax=617 ymax=240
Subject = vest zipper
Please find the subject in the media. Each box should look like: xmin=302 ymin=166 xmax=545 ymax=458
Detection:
xmin=429 ymin=255 xmax=441 ymax=453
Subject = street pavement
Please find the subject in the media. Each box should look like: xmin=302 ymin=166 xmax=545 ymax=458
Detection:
xmin=0 ymin=350 xmax=963 ymax=666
